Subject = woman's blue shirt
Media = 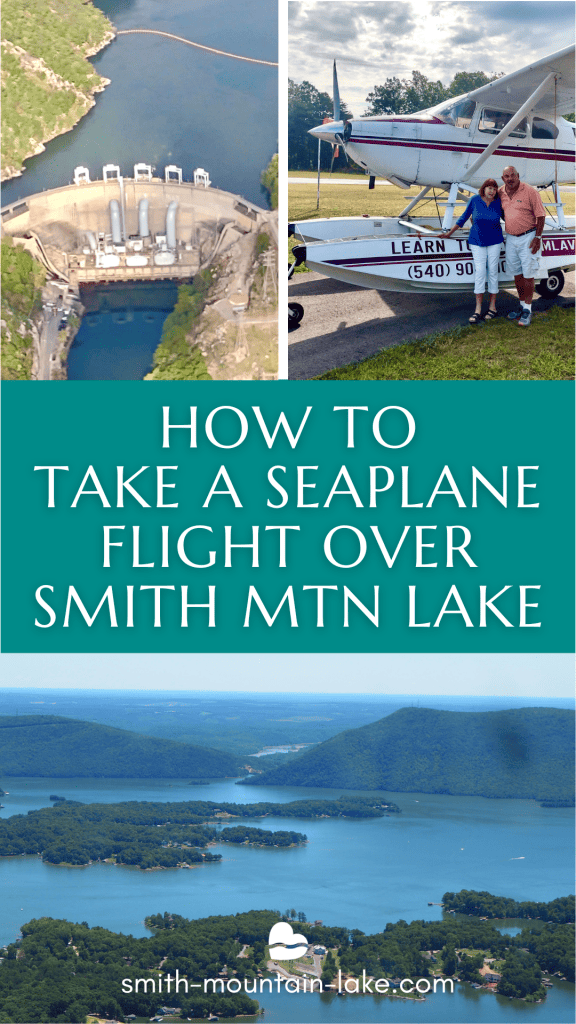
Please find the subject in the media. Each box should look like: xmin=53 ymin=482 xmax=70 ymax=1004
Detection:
xmin=457 ymin=194 xmax=504 ymax=247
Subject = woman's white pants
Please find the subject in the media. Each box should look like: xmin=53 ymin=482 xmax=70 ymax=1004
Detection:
xmin=468 ymin=243 xmax=501 ymax=294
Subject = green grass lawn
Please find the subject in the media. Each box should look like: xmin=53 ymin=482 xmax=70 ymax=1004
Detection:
xmin=314 ymin=306 xmax=575 ymax=381
xmin=289 ymin=182 xmax=575 ymax=224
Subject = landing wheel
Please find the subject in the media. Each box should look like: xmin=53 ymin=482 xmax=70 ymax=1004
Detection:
xmin=288 ymin=302 xmax=304 ymax=328
xmin=536 ymin=270 xmax=564 ymax=299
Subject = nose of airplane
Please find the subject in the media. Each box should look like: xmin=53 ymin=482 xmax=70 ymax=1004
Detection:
xmin=308 ymin=120 xmax=345 ymax=144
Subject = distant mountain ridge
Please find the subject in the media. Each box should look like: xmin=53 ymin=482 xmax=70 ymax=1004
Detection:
xmin=240 ymin=707 xmax=575 ymax=800
xmin=0 ymin=715 xmax=244 ymax=779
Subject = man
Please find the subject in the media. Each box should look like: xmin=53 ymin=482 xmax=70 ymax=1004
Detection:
xmin=499 ymin=166 xmax=546 ymax=327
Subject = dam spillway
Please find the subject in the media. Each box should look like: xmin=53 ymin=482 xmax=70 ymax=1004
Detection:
xmin=1 ymin=169 xmax=272 ymax=288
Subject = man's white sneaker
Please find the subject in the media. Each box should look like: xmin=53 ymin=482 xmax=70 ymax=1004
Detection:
xmin=518 ymin=309 xmax=532 ymax=327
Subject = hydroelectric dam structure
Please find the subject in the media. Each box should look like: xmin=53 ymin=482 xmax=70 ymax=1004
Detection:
xmin=1 ymin=163 xmax=275 ymax=295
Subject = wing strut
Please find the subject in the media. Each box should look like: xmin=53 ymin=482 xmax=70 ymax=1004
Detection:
xmin=399 ymin=185 xmax=431 ymax=218
xmin=462 ymin=71 xmax=556 ymax=183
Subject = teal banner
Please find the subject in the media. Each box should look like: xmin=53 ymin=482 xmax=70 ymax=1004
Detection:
xmin=2 ymin=381 xmax=573 ymax=652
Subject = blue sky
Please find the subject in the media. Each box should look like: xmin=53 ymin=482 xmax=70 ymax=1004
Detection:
xmin=0 ymin=653 xmax=572 ymax=697
xmin=289 ymin=1 xmax=576 ymax=115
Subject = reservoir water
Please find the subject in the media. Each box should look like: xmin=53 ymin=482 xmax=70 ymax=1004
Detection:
xmin=1 ymin=0 xmax=277 ymax=209
xmin=1 ymin=775 xmax=574 ymax=1022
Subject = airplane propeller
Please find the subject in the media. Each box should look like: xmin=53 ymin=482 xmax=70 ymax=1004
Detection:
xmin=333 ymin=60 xmax=340 ymax=123
xmin=328 ymin=61 xmax=344 ymax=173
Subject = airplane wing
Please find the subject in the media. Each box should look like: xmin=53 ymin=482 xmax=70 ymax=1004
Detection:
xmin=466 ymin=45 xmax=574 ymax=116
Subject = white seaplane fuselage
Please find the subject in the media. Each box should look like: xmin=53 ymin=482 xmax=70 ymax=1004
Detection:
xmin=295 ymin=80 xmax=575 ymax=293
xmin=313 ymin=105 xmax=575 ymax=191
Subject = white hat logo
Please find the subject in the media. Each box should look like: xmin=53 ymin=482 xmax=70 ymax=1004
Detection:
xmin=268 ymin=921 xmax=308 ymax=960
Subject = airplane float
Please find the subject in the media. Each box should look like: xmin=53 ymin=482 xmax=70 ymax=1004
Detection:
xmin=290 ymin=46 xmax=575 ymax=297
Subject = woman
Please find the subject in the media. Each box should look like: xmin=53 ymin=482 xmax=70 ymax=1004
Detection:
xmin=440 ymin=179 xmax=503 ymax=323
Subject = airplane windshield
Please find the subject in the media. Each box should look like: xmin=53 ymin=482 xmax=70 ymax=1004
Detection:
xmin=435 ymin=99 xmax=476 ymax=129
xmin=479 ymin=109 xmax=527 ymax=138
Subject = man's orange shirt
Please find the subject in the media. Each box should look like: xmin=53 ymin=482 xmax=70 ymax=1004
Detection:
xmin=498 ymin=182 xmax=547 ymax=235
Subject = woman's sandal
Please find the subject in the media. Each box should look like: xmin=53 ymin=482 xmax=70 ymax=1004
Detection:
xmin=484 ymin=310 xmax=498 ymax=320
xmin=469 ymin=312 xmax=484 ymax=324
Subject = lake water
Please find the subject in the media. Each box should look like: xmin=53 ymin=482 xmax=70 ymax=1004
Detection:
xmin=1 ymin=0 xmax=277 ymax=208
xmin=1 ymin=775 xmax=574 ymax=1023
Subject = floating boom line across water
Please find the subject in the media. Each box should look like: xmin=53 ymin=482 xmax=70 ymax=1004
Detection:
xmin=116 ymin=28 xmax=278 ymax=66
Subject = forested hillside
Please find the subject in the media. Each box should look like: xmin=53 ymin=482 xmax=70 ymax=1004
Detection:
xmin=1 ymin=237 xmax=45 ymax=379
xmin=2 ymin=0 xmax=114 ymax=179
xmin=144 ymin=275 xmax=213 ymax=380
xmin=0 ymin=715 xmax=244 ymax=778
xmin=241 ymin=707 xmax=575 ymax=799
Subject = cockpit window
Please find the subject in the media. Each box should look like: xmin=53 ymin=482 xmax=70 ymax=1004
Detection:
xmin=479 ymin=109 xmax=527 ymax=138
xmin=436 ymin=99 xmax=476 ymax=129
xmin=532 ymin=117 xmax=559 ymax=140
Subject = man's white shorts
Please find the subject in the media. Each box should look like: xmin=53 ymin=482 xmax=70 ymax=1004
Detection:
xmin=505 ymin=230 xmax=541 ymax=278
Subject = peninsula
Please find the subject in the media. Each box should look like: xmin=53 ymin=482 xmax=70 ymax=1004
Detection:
xmin=0 ymin=796 xmax=395 ymax=867
xmin=0 ymin=898 xmax=572 ymax=1021
xmin=1 ymin=0 xmax=114 ymax=180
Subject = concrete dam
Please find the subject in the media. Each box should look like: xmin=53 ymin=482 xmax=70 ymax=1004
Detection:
xmin=1 ymin=163 xmax=274 ymax=301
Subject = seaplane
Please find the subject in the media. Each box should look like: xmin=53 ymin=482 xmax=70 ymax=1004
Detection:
xmin=290 ymin=46 xmax=575 ymax=297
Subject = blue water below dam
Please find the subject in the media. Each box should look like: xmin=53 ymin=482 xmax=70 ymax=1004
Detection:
xmin=67 ymin=281 xmax=177 ymax=379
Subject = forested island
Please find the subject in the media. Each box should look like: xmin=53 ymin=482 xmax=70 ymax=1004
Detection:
xmin=241 ymin=707 xmax=575 ymax=800
xmin=2 ymin=0 xmax=114 ymax=179
xmin=442 ymin=890 xmax=575 ymax=924
xmin=0 ymin=796 xmax=395 ymax=868
xmin=0 ymin=898 xmax=572 ymax=1022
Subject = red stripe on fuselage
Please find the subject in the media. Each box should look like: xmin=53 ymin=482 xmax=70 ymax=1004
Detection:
xmin=349 ymin=137 xmax=574 ymax=162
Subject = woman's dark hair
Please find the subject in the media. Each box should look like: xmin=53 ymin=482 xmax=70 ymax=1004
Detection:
xmin=479 ymin=178 xmax=499 ymax=197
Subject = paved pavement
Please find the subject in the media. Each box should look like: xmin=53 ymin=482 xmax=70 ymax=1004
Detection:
xmin=288 ymin=271 xmax=575 ymax=379
xmin=37 ymin=305 xmax=62 ymax=380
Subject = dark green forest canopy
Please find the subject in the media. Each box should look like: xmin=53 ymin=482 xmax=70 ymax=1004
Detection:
xmin=0 ymin=715 xmax=244 ymax=778
xmin=0 ymin=902 xmax=572 ymax=1022
xmin=0 ymin=796 xmax=394 ymax=866
xmin=241 ymin=707 xmax=575 ymax=799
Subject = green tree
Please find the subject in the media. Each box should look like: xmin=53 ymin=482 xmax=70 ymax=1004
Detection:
xmin=261 ymin=154 xmax=278 ymax=209
xmin=403 ymin=70 xmax=446 ymax=111
xmin=364 ymin=77 xmax=406 ymax=115
xmin=442 ymin=944 xmax=457 ymax=976
xmin=288 ymin=79 xmax=352 ymax=170
xmin=447 ymin=71 xmax=502 ymax=97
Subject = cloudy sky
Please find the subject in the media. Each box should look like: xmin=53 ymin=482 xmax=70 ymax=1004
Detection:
xmin=0 ymin=652 xmax=573 ymax=697
xmin=288 ymin=1 xmax=575 ymax=115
